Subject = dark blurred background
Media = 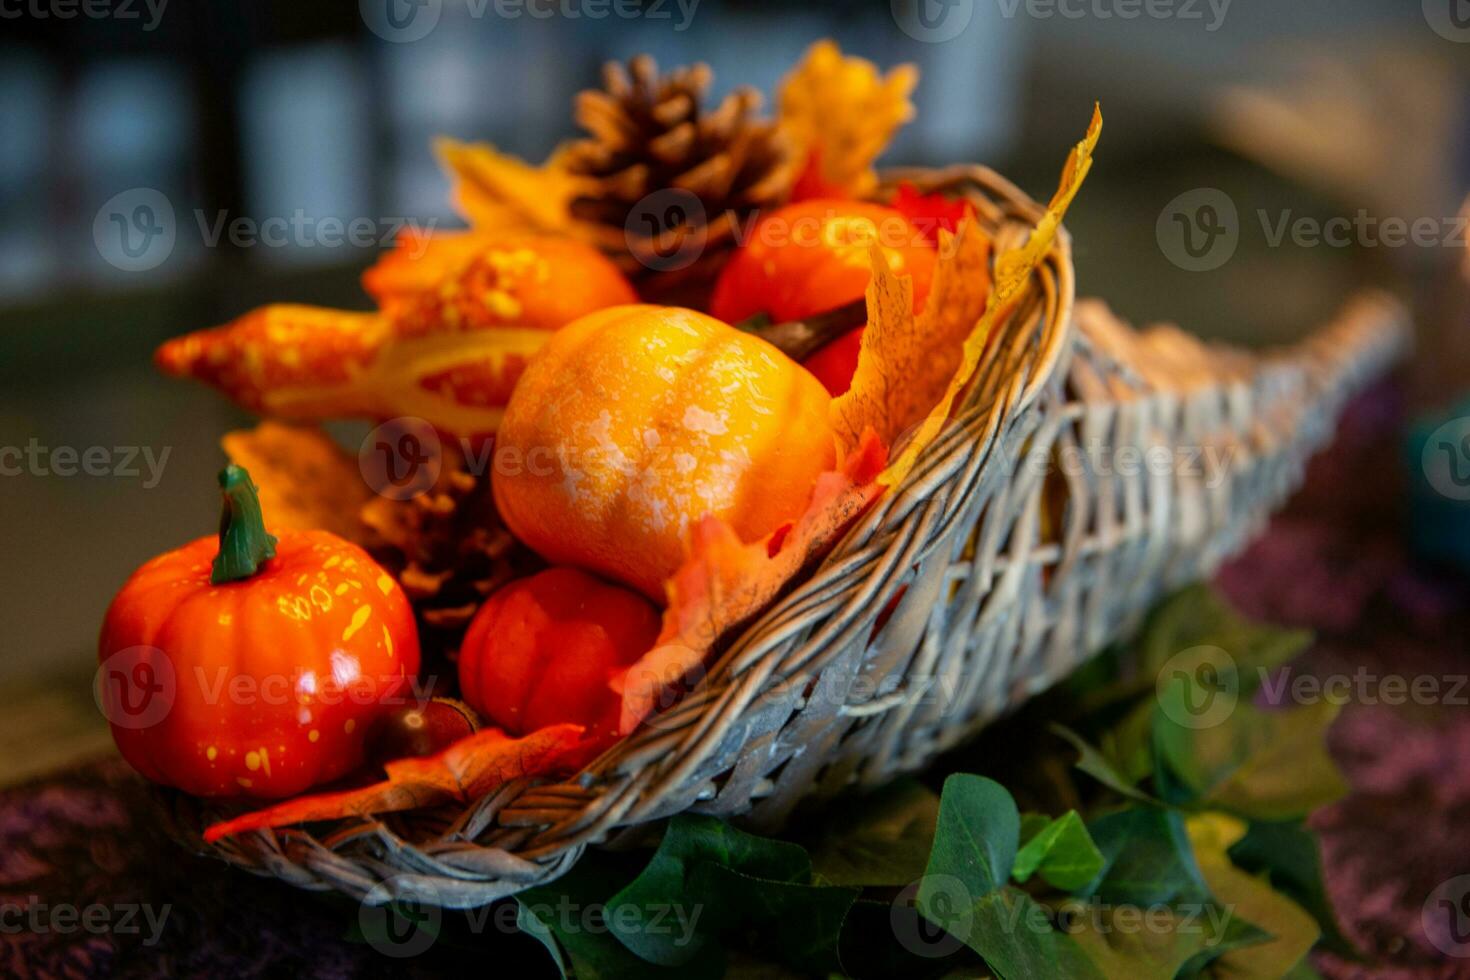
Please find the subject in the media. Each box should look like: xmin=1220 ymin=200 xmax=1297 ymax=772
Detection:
xmin=1 ymin=1 xmax=1467 ymax=782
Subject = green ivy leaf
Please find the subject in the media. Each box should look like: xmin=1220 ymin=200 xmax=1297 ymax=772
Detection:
xmin=1153 ymin=683 xmax=1349 ymax=821
xmin=807 ymin=778 xmax=941 ymax=887
xmin=917 ymin=775 xmax=1103 ymax=979
xmin=1139 ymin=587 xmax=1313 ymax=695
xmin=1228 ymin=820 xmax=1360 ymax=958
xmin=1051 ymin=725 xmax=1160 ymax=804
xmin=518 ymin=857 xmax=721 ymax=980
xmin=605 ymin=814 xmax=856 ymax=974
xmin=923 ymin=774 xmax=1020 ymax=896
xmin=956 ymin=887 xmax=1104 ymax=980
xmin=1011 ymin=811 xmax=1106 ymax=892
xmin=1061 ymin=898 xmax=1264 ymax=980
xmin=1185 ymin=814 xmax=1320 ymax=979
xmin=688 ymin=863 xmax=858 ymax=975
xmin=1079 ymin=807 xmax=1212 ymax=907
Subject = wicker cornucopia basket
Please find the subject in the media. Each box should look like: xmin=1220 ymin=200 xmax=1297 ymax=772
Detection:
xmin=165 ymin=165 xmax=1408 ymax=909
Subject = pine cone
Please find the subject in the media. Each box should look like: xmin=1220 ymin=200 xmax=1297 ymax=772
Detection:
xmin=563 ymin=55 xmax=797 ymax=291
xmin=360 ymin=447 xmax=536 ymax=648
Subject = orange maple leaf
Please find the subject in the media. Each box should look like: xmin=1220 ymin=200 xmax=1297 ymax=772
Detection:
xmin=614 ymin=431 xmax=887 ymax=733
xmin=202 ymin=724 xmax=584 ymax=841
xmin=830 ymin=219 xmax=992 ymax=454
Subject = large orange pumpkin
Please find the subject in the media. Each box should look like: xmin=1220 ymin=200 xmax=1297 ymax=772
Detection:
xmin=492 ymin=305 xmax=838 ymax=599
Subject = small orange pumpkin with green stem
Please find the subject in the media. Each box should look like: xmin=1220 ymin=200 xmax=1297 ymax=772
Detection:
xmin=98 ymin=465 xmax=420 ymax=798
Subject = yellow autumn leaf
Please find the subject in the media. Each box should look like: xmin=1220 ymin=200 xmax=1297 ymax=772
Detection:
xmin=876 ymin=104 xmax=1103 ymax=488
xmin=435 ymin=138 xmax=595 ymax=237
xmin=778 ymin=40 xmax=918 ymax=198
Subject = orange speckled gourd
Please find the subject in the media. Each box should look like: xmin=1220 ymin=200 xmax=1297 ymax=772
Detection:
xmin=492 ymin=305 xmax=838 ymax=600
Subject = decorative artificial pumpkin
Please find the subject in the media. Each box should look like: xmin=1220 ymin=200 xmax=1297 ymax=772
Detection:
xmin=709 ymin=199 xmax=937 ymax=395
xmin=97 ymin=465 xmax=420 ymax=798
xmin=458 ymin=568 xmax=661 ymax=754
xmin=492 ymin=304 xmax=838 ymax=599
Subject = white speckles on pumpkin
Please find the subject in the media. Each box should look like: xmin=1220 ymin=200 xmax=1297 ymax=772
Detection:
xmin=323 ymin=555 xmax=342 ymax=570
xmin=308 ymin=729 xmax=320 ymax=743
xmin=206 ymin=746 xmax=217 ymax=761
xmin=309 ymin=584 xmax=333 ymax=612
xmin=236 ymin=777 xmax=253 ymax=789
xmin=682 ymin=405 xmax=728 ymax=435
xmin=376 ymin=573 xmax=395 ymax=596
xmin=383 ymin=625 xmax=395 ymax=658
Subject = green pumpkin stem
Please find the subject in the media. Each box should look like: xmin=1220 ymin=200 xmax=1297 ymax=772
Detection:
xmin=210 ymin=464 xmax=279 ymax=585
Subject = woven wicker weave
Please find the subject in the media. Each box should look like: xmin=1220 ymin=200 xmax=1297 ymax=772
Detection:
xmin=167 ymin=166 xmax=1409 ymax=908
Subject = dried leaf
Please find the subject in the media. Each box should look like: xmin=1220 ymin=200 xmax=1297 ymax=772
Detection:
xmin=829 ymin=220 xmax=992 ymax=452
xmin=615 ymin=431 xmax=887 ymax=732
xmin=878 ymin=104 xmax=1102 ymax=488
xmin=778 ymin=41 xmax=917 ymax=200
xmin=221 ymin=422 xmax=370 ymax=541
xmin=202 ymin=724 xmax=584 ymax=841
xmin=436 ymin=138 xmax=596 ymax=238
